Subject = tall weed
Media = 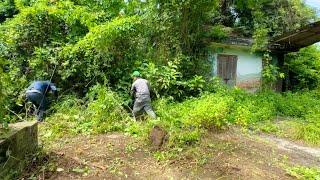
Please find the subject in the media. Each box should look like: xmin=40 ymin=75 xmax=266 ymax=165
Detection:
xmin=41 ymin=84 xmax=130 ymax=140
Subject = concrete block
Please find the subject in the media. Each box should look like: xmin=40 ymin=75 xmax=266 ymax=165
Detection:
xmin=0 ymin=121 xmax=38 ymax=179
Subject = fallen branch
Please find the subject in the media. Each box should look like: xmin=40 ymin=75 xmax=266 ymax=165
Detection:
xmin=5 ymin=107 xmax=24 ymax=121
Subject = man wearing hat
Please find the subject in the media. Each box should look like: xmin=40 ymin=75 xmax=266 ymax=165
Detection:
xmin=131 ymin=71 xmax=157 ymax=119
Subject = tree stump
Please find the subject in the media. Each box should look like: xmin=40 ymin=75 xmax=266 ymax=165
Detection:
xmin=149 ymin=125 xmax=168 ymax=151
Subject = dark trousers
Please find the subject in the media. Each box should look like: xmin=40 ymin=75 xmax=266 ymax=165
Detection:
xmin=133 ymin=100 xmax=157 ymax=119
xmin=26 ymin=92 xmax=47 ymax=121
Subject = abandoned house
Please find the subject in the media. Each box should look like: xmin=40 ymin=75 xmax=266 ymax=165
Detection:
xmin=209 ymin=21 xmax=320 ymax=91
xmin=209 ymin=37 xmax=263 ymax=92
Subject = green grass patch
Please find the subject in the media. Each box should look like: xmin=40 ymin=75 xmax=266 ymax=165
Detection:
xmin=253 ymin=118 xmax=320 ymax=146
xmin=286 ymin=166 xmax=320 ymax=180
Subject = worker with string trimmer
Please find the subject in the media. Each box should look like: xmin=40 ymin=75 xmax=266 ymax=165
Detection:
xmin=25 ymin=81 xmax=57 ymax=122
xmin=131 ymin=71 xmax=157 ymax=119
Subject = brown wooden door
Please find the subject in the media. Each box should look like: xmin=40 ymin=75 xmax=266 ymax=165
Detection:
xmin=217 ymin=54 xmax=237 ymax=86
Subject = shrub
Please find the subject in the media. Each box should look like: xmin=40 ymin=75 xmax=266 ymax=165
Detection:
xmin=184 ymin=94 xmax=233 ymax=129
xmin=56 ymin=16 xmax=143 ymax=93
xmin=85 ymin=84 xmax=131 ymax=133
xmin=152 ymin=93 xmax=234 ymax=147
xmin=276 ymin=91 xmax=320 ymax=118
xmin=174 ymin=128 xmax=202 ymax=146
xmin=286 ymin=45 xmax=320 ymax=91
xmin=294 ymin=110 xmax=320 ymax=145
xmin=0 ymin=0 xmax=18 ymax=23
xmin=41 ymin=84 xmax=131 ymax=139
xmin=140 ymin=59 xmax=206 ymax=100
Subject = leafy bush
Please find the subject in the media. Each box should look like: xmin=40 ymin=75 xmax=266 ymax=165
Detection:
xmin=85 ymin=84 xmax=131 ymax=133
xmin=184 ymin=94 xmax=232 ymax=128
xmin=0 ymin=0 xmax=18 ymax=23
xmin=276 ymin=91 xmax=320 ymax=118
xmin=140 ymin=87 xmax=320 ymax=147
xmin=286 ymin=46 xmax=320 ymax=91
xmin=208 ymin=25 xmax=232 ymax=41
xmin=151 ymin=93 xmax=234 ymax=147
xmin=0 ymin=59 xmax=9 ymax=124
xmin=41 ymin=84 xmax=130 ymax=139
xmin=230 ymin=89 xmax=277 ymax=126
xmin=286 ymin=166 xmax=320 ymax=180
xmin=174 ymin=128 xmax=202 ymax=146
xmin=140 ymin=59 xmax=206 ymax=100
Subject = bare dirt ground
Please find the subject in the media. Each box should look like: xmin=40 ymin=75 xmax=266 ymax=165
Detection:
xmin=21 ymin=128 xmax=320 ymax=180
xmin=259 ymin=134 xmax=320 ymax=167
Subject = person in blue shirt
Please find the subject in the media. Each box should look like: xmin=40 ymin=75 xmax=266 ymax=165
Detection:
xmin=26 ymin=81 xmax=57 ymax=121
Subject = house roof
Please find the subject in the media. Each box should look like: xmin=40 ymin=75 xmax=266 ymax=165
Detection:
xmin=210 ymin=37 xmax=253 ymax=50
xmin=221 ymin=37 xmax=253 ymax=47
xmin=269 ymin=21 xmax=320 ymax=52
xmin=211 ymin=21 xmax=320 ymax=53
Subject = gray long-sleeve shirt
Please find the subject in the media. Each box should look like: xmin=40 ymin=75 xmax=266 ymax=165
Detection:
xmin=131 ymin=78 xmax=151 ymax=102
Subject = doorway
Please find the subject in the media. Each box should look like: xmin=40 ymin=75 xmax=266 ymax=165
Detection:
xmin=217 ymin=54 xmax=238 ymax=86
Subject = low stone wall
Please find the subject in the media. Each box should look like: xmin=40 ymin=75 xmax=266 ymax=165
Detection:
xmin=0 ymin=121 xmax=38 ymax=178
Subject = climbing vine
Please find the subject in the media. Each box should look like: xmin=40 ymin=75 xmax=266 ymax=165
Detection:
xmin=262 ymin=52 xmax=285 ymax=90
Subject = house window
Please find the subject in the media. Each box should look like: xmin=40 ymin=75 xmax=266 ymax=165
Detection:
xmin=217 ymin=54 xmax=238 ymax=86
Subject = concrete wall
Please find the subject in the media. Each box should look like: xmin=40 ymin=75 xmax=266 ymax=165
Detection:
xmin=0 ymin=121 xmax=38 ymax=178
xmin=209 ymin=47 xmax=263 ymax=91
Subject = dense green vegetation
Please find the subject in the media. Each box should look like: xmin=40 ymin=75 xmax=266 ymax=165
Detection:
xmin=0 ymin=0 xmax=320 ymax=150
xmin=286 ymin=166 xmax=320 ymax=180
xmin=0 ymin=0 xmax=319 ymax=146
xmin=286 ymin=46 xmax=320 ymax=91
xmin=0 ymin=0 xmax=317 ymax=121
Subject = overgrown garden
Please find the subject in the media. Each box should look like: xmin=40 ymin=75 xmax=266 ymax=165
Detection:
xmin=1 ymin=0 xmax=320 ymax=178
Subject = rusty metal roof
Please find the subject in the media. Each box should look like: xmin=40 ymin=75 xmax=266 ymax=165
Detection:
xmin=270 ymin=21 xmax=320 ymax=52
xmin=209 ymin=37 xmax=254 ymax=51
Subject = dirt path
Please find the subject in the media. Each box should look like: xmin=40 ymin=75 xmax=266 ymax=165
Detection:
xmin=259 ymin=134 xmax=320 ymax=167
xmin=21 ymin=129 xmax=320 ymax=179
xmin=25 ymin=133 xmax=185 ymax=180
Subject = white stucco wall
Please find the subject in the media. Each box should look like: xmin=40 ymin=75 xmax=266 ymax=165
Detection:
xmin=209 ymin=47 xmax=263 ymax=90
